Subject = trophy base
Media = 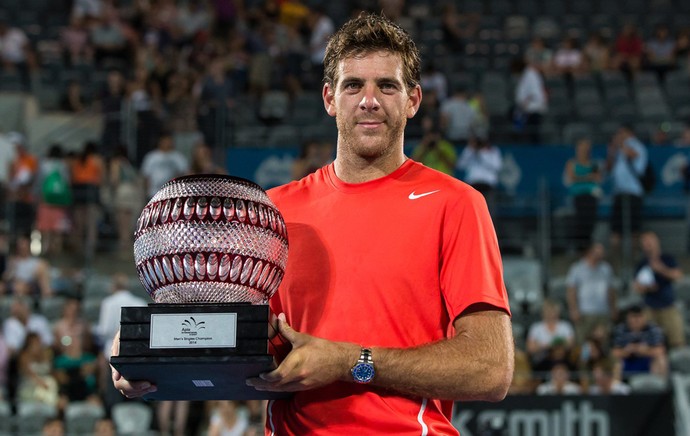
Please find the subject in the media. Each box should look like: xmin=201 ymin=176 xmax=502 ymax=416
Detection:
xmin=110 ymin=355 xmax=290 ymax=400
xmin=110 ymin=303 xmax=290 ymax=401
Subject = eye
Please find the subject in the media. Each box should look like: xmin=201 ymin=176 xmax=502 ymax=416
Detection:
xmin=379 ymin=82 xmax=398 ymax=93
xmin=343 ymin=82 xmax=361 ymax=91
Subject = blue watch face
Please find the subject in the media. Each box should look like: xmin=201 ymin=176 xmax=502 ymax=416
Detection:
xmin=352 ymin=363 xmax=375 ymax=383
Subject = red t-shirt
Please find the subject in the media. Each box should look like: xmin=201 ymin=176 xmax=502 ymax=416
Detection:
xmin=266 ymin=159 xmax=510 ymax=435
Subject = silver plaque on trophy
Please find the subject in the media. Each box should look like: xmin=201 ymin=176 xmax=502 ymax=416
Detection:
xmin=110 ymin=174 xmax=289 ymax=400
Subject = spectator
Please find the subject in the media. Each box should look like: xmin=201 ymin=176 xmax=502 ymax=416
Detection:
xmin=207 ymin=400 xmax=250 ymax=436
xmin=572 ymin=324 xmax=610 ymax=389
xmin=526 ymin=299 xmax=575 ymax=372
xmin=0 ymin=331 xmax=8 ymax=399
xmin=60 ymin=15 xmax=94 ymax=66
xmin=524 ymin=37 xmax=554 ymax=76
xmin=127 ymin=66 xmax=163 ymax=164
xmin=70 ymin=141 xmax=105 ymax=256
xmin=676 ymin=125 xmax=690 ymax=147
xmin=644 ymin=24 xmax=677 ymax=82
xmin=674 ymin=28 xmax=690 ymax=70
xmin=61 ymin=80 xmax=88 ymax=113
xmin=94 ymin=418 xmax=116 ymax=436
xmin=109 ymin=146 xmax=144 ymax=255
xmin=420 ymin=63 xmax=448 ymax=102
xmin=564 ymin=138 xmax=601 ymax=250
xmin=71 ymin=0 xmax=105 ymax=21
xmin=588 ymin=357 xmax=631 ymax=395
xmin=0 ymin=20 xmax=36 ymax=88
xmin=175 ymin=0 xmax=211 ymax=46
xmin=94 ymin=273 xmax=146 ymax=410
xmin=42 ymin=418 xmax=66 ymax=436
xmin=553 ymin=36 xmax=587 ymax=78
xmin=158 ymin=400 xmax=190 ymax=436
xmin=2 ymin=296 xmax=53 ymax=354
xmin=456 ymin=129 xmax=502 ymax=213
xmin=291 ymin=139 xmax=333 ymax=180
xmin=3 ymin=235 xmax=53 ymax=298
xmin=412 ymin=116 xmax=457 ymax=176
xmin=98 ymin=69 xmax=127 ymax=153
xmin=190 ymin=141 xmax=227 ymax=175
xmin=17 ymin=332 xmax=59 ymax=407
xmin=90 ymin=9 xmax=132 ymax=68
xmin=36 ymin=144 xmax=72 ymax=257
xmin=633 ymin=230 xmax=685 ymax=348
xmin=511 ymin=57 xmax=548 ymax=144
xmin=605 ymin=125 xmax=648 ymax=249
xmin=583 ymin=31 xmax=610 ymax=73
xmin=52 ymin=298 xmax=89 ymax=358
xmin=53 ymin=316 xmax=99 ymax=412
xmin=164 ymin=70 xmax=197 ymax=133
xmin=439 ymin=86 xmax=478 ymax=146
xmin=194 ymin=58 xmax=235 ymax=148
xmin=612 ymin=303 xmax=668 ymax=377
xmin=307 ymin=7 xmax=334 ymax=84
xmin=612 ymin=23 xmax=643 ymax=79
xmin=140 ymin=132 xmax=189 ymax=200
xmin=7 ymin=132 xmax=38 ymax=237
xmin=535 ymin=362 xmax=581 ymax=395
xmin=0 ymin=133 xmax=16 ymax=219
xmin=565 ymin=242 xmax=618 ymax=344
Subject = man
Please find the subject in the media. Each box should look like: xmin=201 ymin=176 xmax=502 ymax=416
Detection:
xmin=94 ymin=273 xmax=147 ymax=410
xmin=113 ymin=13 xmax=513 ymax=435
xmin=2 ymin=296 xmax=53 ymax=354
xmin=565 ymin=242 xmax=618 ymax=344
xmin=633 ymin=230 xmax=685 ymax=348
xmin=612 ymin=303 xmax=667 ymax=377
xmin=606 ymin=125 xmax=648 ymax=248
xmin=140 ymin=132 xmax=189 ymax=201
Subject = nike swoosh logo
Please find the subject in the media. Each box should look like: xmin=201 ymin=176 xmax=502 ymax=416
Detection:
xmin=408 ymin=190 xmax=440 ymax=200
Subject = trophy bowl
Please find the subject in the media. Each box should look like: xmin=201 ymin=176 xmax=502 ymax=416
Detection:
xmin=133 ymin=174 xmax=289 ymax=304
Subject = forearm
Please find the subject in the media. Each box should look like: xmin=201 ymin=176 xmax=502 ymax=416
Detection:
xmin=370 ymin=311 xmax=513 ymax=401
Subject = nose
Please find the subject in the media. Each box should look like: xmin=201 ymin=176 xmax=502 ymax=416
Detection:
xmin=358 ymin=85 xmax=381 ymax=111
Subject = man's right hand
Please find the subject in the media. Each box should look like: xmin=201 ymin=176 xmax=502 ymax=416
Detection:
xmin=110 ymin=330 xmax=158 ymax=398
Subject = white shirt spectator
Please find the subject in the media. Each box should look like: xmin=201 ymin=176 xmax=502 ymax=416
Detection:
xmin=0 ymin=27 xmax=29 ymax=64
xmin=0 ymin=134 xmax=16 ymax=184
xmin=3 ymin=313 xmax=53 ymax=352
xmin=309 ymin=13 xmax=334 ymax=66
xmin=566 ymin=258 xmax=615 ymax=315
xmin=95 ymin=288 xmax=147 ymax=359
xmin=140 ymin=148 xmax=189 ymax=199
xmin=456 ymin=145 xmax=503 ymax=186
xmin=440 ymin=95 xmax=478 ymax=143
xmin=527 ymin=320 xmax=575 ymax=348
xmin=515 ymin=65 xmax=547 ymax=114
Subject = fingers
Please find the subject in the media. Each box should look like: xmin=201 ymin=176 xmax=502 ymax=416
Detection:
xmin=277 ymin=314 xmax=298 ymax=344
xmin=111 ymin=365 xmax=158 ymax=398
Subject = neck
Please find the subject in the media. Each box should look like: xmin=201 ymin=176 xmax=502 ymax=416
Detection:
xmin=333 ymin=151 xmax=407 ymax=184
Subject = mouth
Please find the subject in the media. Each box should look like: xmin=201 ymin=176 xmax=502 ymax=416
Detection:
xmin=357 ymin=120 xmax=384 ymax=129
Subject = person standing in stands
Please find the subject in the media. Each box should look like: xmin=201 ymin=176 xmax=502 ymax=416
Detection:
xmin=563 ymin=137 xmax=601 ymax=251
xmin=633 ymin=230 xmax=685 ymax=349
xmin=70 ymin=141 xmax=105 ymax=256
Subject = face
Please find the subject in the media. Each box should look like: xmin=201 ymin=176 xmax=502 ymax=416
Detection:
xmin=575 ymin=139 xmax=591 ymax=160
xmin=640 ymin=232 xmax=660 ymax=255
xmin=323 ymin=51 xmax=421 ymax=163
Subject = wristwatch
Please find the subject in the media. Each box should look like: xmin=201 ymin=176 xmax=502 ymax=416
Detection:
xmin=351 ymin=348 xmax=375 ymax=384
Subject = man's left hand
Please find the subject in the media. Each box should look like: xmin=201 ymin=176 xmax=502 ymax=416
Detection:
xmin=246 ymin=313 xmax=359 ymax=392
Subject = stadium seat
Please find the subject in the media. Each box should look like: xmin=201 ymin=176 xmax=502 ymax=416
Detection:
xmin=266 ymin=125 xmax=300 ymax=147
xmin=39 ymin=296 xmax=66 ymax=323
xmin=562 ymin=122 xmax=593 ymax=145
xmin=16 ymin=402 xmax=58 ymax=435
xmin=65 ymin=401 xmax=105 ymax=436
xmin=0 ymin=400 xmax=12 ymax=436
xmin=670 ymin=346 xmax=690 ymax=374
xmin=628 ymin=373 xmax=669 ymax=393
xmin=112 ymin=402 xmax=154 ymax=435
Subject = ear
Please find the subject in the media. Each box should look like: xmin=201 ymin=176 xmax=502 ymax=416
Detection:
xmin=323 ymin=83 xmax=336 ymax=117
xmin=406 ymin=85 xmax=422 ymax=119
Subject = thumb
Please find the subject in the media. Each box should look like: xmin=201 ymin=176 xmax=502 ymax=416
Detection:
xmin=277 ymin=313 xmax=299 ymax=344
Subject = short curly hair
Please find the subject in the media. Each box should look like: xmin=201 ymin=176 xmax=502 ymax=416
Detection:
xmin=322 ymin=12 xmax=421 ymax=91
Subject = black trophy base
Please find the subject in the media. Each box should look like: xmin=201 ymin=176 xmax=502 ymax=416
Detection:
xmin=110 ymin=303 xmax=290 ymax=401
xmin=110 ymin=354 xmax=289 ymax=401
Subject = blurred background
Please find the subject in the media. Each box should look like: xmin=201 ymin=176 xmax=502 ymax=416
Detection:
xmin=0 ymin=0 xmax=690 ymax=434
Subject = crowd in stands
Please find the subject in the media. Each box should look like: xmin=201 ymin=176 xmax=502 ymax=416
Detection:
xmin=1 ymin=0 xmax=690 ymax=434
